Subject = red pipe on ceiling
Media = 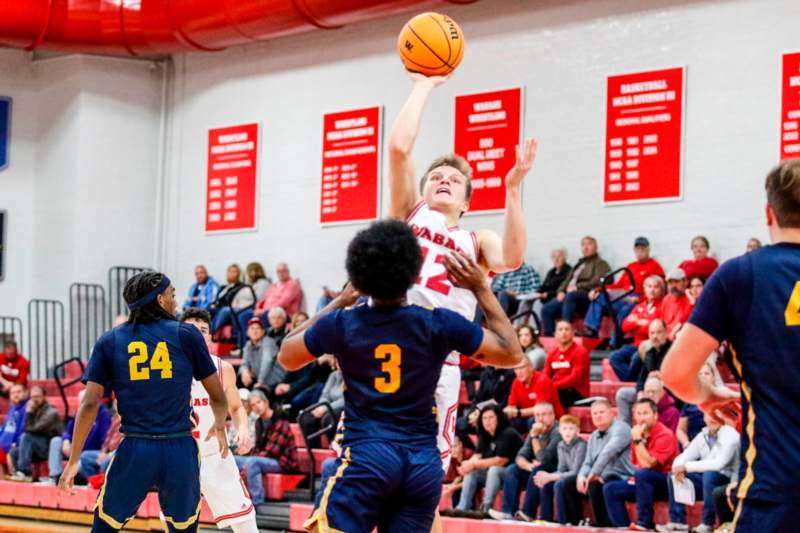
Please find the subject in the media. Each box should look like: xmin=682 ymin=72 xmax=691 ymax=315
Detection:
xmin=0 ymin=0 xmax=477 ymax=57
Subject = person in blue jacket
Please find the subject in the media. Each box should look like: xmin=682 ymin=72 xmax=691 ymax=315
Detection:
xmin=0 ymin=383 xmax=28 ymax=475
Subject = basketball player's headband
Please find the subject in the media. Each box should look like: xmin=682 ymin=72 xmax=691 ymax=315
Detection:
xmin=127 ymin=276 xmax=171 ymax=311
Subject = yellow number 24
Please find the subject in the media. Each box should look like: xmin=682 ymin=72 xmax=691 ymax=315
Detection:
xmin=374 ymin=344 xmax=401 ymax=394
xmin=128 ymin=341 xmax=174 ymax=381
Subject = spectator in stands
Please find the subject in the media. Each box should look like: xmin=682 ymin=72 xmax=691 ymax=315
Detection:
xmin=503 ymin=357 xmax=563 ymax=433
xmin=492 ymin=262 xmax=541 ymax=317
xmin=210 ymin=263 xmax=255 ymax=337
xmin=658 ymin=414 xmax=739 ymax=533
xmin=541 ymin=236 xmax=611 ymax=336
xmin=617 ymin=376 xmax=680 ymax=431
xmin=266 ymin=307 xmax=289 ymax=346
xmin=616 ymin=319 xmax=672 ymax=423
xmin=518 ymin=325 xmax=547 ymax=371
xmin=686 ymin=275 xmax=704 ymax=307
xmin=45 ymin=389 xmax=112 ymax=485
xmin=297 ymin=357 xmax=343 ymax=449
xmin=580 ymin=236 xmax=665 ymax=340
xmin=245 ymin=261 xmax=271 ymax=300
xmin=487 ymin=403 xmax=558 ymax=521
xmin=746 ymin=238 xmax=762 ymax=253
xmin=713 ymin=476 xmax=739 ymax=527
xmin=442 ymin=435 xmax=473 ymax=507
xmin=0 ymin=340 xmax=30 ymax=395
xmin=453 ymin=404 xmax=522 ymax=517
xmin=538 ymin=248 xmax=571 ymax=305
xmin=676 ymin=363 xmax=716 ymax=449
xmin=603 ymin=398 xmax=679 ymax=530
xmin=661 ymin=268 xmax=693 ymax=342
xmin=544 ymin=320 xmax=590 ymax=408
xmin=183 ymin=264 xmax=219 ymax=311
xmin=609 ymin=275 xmax=665 ymax=381
xmin=274 ymin=353 xmax=334 ymax=418
xmin=291 ymin=311 xmax=309 ymax=330
xmin=79 ymin=409 xmax=121 ymax=482
xmin=455 ymin=366 xmax=516 ymax=450
xmin=9 ymin=385 xmax=62 ymax=481
xmin=234 ymin=390 xmax=298 ymax=507
xmin=678 ymin=236 xmax=719 ymax=281
xmin=0 ymin=383 xmax=27 ymax=476
xmin=239 ymin=263 xmax=303 ymax=334
xmin=239 ymin=317 xmax=284 ymax=396
xmin=559 ymin=399 xmax=634 ymax=527
xmin=533 ymin=414 xmax=587 ymax=523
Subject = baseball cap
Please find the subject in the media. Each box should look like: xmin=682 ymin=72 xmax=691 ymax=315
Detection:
xmin=634 ymin=236 xmax=650 ymax=248
xmin=247 ymin=316 xmax=264 ymax=327
xmin=667 ymin=267 xmax=686 ymax=281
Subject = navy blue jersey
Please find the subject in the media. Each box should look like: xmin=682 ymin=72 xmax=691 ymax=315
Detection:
xmin=689 ymin=242 xmax=800 ymax=503
xmin=84 ymin=319 xmax=217 ymax=435
xmin=304 ymin=304 xmax=483 ymax=446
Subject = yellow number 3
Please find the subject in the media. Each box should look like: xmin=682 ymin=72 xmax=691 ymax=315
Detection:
xmin=786 ymin=282 xmax=800 ymax=326
xmin=128 ymin=341 xmax=174 ymax=381
xmin=374 ymin=344 xmax=401 ymax=394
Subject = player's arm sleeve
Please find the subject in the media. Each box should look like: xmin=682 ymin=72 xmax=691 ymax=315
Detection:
xmin=303 ymin=312 xmax=340 ymax=358
xmin=687 ymin=261 xmax=740 ymax=343
xmin=433 ymin=309 xmax=484 ymax=358
xmin=83 ymin=333 xmax=113 ymax=389
xmin=179 ymin=325 xmax=217 ymax=381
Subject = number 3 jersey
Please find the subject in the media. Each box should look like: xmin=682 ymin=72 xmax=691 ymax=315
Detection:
xmin=406 ymin=201 xmax=480 ymax=364
xmin=303 ymin=304 xmax=483 ymax=446
xmin=83 ymin=320 xmax=217 ymax=436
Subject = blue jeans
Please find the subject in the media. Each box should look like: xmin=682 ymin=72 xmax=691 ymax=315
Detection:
xmin=457 ymin=465 xmax=505 ymax=511
xmin=541 ymin=291 xmax=591 ymax=336
xmin=12 ymin=433 xmax=49 ymax=475
xmin=668 ymin=471 xmax=730 ymax=525
xmin=554 ymin=475 xmax=576 ymax=524
xmin=48 ymin=436 xmax=64 ymax=478
xmin=604 ymin=469 xmax=669 ymax=527
xmin=610 ymin=344 xmax=642 ymax=381
xmin=584 ymin=296 xmax=636 ymax=346
xmin=79 ymin=449 xmax=114 ymax=478
xmin=500 ymin=463 xmax=554 ymax=519
xmin=235 ymin=455 xmax=281 ymax=504
xmin=211 ymin=306 xmax=240 ymax=342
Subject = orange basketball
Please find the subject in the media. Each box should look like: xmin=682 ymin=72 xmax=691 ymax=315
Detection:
xmin=397 ymin=12 xmax=465 ymax=77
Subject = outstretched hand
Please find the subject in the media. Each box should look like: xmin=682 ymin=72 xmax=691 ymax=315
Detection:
xmin=206 ymin=426 xmax=230 ymax=458
xmin=407 ymin=71 xmax=450 ymax=87
xmin=699 ymin=384 xmax=741 ymax=426
xmin=443 ymin=252 xmax=487 ymax=293
xmin=58 ymin=462 xmax=80 ymax=495
xmin=505 ymin=138 xmax=538 ymax=189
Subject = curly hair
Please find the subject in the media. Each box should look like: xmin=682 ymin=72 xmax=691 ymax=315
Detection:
xmin=124 ymin=272 xmax=175 ymax=324
xmin=345 ymin=219 xmax=422 ymax=301
xmin=180 ymin=307 xmax=211 ymax=328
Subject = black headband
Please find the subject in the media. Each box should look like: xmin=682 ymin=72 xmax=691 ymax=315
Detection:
xmin=127 ymin=276 xmax=171 ymax=311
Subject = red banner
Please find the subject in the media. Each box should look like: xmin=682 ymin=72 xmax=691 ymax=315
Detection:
xmin=320 ymin=107 xmax=381 ymax=225
xmin=781 ymin=52 xmax=800 ymax=160
xmin=604 ymin=67 xmax=684 ymax=204
xmin=454 ymin=88 xmax=522 ymax=213
xmin=205 ymin=123 xmax=259 ymax=232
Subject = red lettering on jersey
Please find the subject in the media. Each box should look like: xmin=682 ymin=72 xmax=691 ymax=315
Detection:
xmin=419 ymin=227 xmax=432 ymax=241
xmin=445 ymin=237 xmax=456 ymax=250
xmin=411 ymin=223 xmax=421 ymax=236
xmin=433 ymin=233 xmax=445 ymax=245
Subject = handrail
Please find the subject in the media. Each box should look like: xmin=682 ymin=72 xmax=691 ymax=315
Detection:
xmin=296 ymin=401 xmax=336 ymax=502
xmin=53 ymin=357 xmax=85 ymax=420
xmin=599 ymin=267 xmax=636 ymax=342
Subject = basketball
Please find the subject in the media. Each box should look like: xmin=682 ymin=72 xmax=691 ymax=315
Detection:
xmin=397 ymin=12 xmax=465 ymax=77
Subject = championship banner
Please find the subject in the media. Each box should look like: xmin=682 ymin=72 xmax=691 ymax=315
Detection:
xmin=604 ymin=67 xmax=684 ymax=205
xmin=320 ymin=106 xmax=381 ymax=225
xmin=205 ymin=123 xmax=259 ymax=232
xmin=781 ymin=52 xmax=800 ymax=160
xmin=454 ymin=88 xmax=522 ymax=213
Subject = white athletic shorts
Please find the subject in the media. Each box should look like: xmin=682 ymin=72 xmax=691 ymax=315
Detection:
xmin=200 ymin=451 xmax=255 ymax=528
xmin=436 ymin=363 xmax=461 ymax=472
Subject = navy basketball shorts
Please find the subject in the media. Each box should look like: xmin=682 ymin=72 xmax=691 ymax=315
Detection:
xmin=93 ymin=436 xmax=201 ymax=532
xmin=733 ymin=498 xmax=800 ymax=532
xmin=304 ymin=440 xmax=444 ymax=533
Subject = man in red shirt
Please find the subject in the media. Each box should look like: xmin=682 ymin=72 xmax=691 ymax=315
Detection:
xmin=609 ymin=276 xmax=664 ymax=381
xmin=581 ymin=237 xmax=665 ymax=340
xmin=602 ymin=398 xmax=679 ymax=530
xmin=0 ymin=341 xmax=29 ymax=396
xmin=237 ymin=262 xmax=303 ymax=336
xmin=504 ymin=357 xmax=563 ymax=432
xmin=660 ymin=268 xmax=694 ymax=341
xmin=544 ymin=320 xmax=590 ymax=408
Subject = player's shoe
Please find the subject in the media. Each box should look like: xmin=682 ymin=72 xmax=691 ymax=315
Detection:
xmin=656 ymin=523 xmax=689 ymax=532
xmin=487 ymin=509 xmax=513 ymax=520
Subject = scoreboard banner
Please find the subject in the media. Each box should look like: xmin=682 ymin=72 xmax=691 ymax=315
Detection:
xmin=781 ymin=52 xmax=800 ymax=160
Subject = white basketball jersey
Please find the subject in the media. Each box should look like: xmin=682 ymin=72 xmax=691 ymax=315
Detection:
xmin=406 ymin=201 xmax=479 ymax=364
xmin=191 ymin=355 xmax=226 ymax=457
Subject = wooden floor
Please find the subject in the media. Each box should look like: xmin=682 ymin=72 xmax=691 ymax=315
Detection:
xmin=0 ymin=517 xmax=223 ymax=532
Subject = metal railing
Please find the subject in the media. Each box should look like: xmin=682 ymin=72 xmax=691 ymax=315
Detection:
xmin=54 ymin=357 xmax=86 ymax=420
xmin=69 ymin=283 xmax=107 ymax=360
xmin=0 ymin=315 xmax=23 ymax=346
xmin=296 ymin=402 xmax=336 ymax=502
xmin=27 ymin=299 xmax=66 ymax=379
xmin=599 ymin=267 xmax=636 ymax=343
xmin=108 ymin=265 xmax=150 ymax=323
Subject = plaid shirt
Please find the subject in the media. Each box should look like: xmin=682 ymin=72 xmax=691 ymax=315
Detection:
xmin=254 ymin=414 xmax=298 ymax=472
xmin=491 ymin=263 xmax=541 ymax=294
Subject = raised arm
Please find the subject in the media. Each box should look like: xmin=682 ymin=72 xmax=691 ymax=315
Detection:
xmin=443 ymin=253 xmax=523 ymax=368
xmin=476 ymin=139 xmax=537 ymax=273
xmin=387 ymin=74 xmax=448 ymax=219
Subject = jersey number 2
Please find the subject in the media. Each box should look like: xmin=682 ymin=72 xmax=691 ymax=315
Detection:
xmin=416 ymin=246 xmax=452 ymax=296
xmin=786 ymin=281 xmax=800 ymax=326
xmin=374 ymin=344 xmax=401 ymax=394
xmin=128 ymin=341 xmax=174 ymax=381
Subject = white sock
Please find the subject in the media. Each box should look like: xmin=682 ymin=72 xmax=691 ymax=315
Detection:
xmin=230 ymin=518 xmax=260 ymax=533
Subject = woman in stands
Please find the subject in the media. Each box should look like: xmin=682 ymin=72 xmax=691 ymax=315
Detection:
xmin=678 ymin=236 xmax=719 ymax=281
xmin=210 ymin=263 xmax=255 ymax=341
xmin=518 ymin=325 xmax=546 ymax=371
xmin=245 ymin=262 xmax=270 ymax=301
xmin=686 ymin=275 xmax=705 ymax=306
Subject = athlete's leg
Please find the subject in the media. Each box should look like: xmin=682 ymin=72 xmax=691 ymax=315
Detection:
xmin=386 ymin=447 xmax=443 ymax=533
xmin=158 ymin=438 xmax=202 ymax=533
xmin=230 ymin=521 xmax=259 ymax=533
xmin=434 ymin=364 xmax=460 ymax=472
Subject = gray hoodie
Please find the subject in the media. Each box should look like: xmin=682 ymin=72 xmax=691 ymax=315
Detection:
xmin=557 ymin=437 xmax=588 ymax=477
xmin=241 ymin=336 xmax=285 ymax=388
xmin=578 ymin=418 xmax=635 ymax=480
